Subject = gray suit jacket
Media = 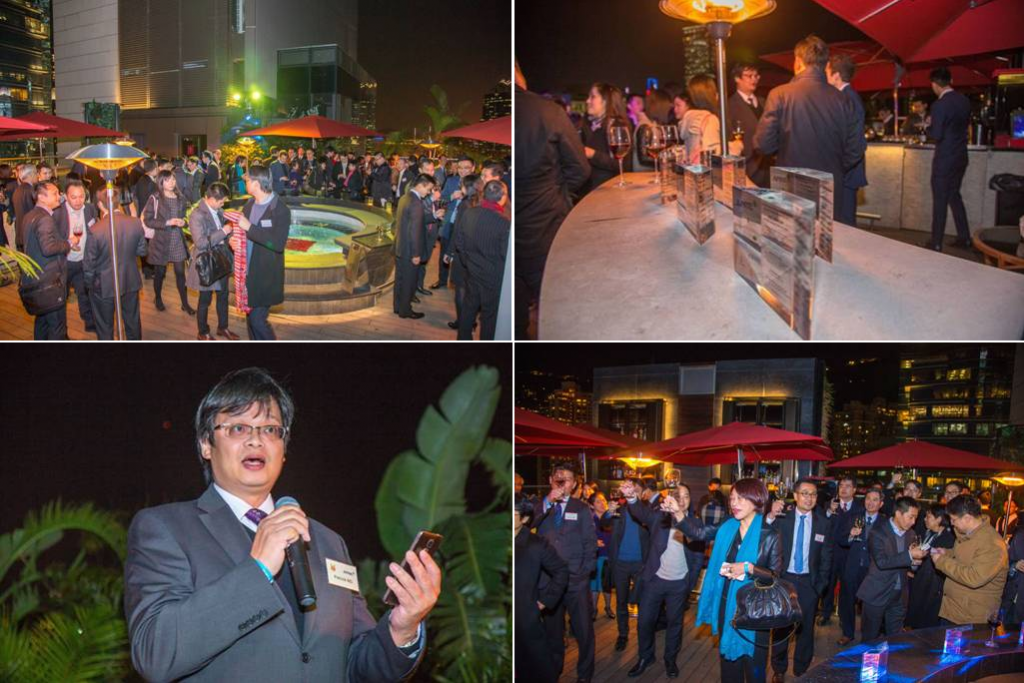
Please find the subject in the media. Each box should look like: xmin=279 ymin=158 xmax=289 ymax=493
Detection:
xmin=184 ymin=202 xmax=232 ymax=292
xmin=124 ymin=485 xmax=423 ymax=682
xmin=856 ymin=517 xmax=917 ymax=607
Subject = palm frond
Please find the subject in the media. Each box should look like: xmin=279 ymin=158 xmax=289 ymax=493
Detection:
xmin=0 ymin=246 xmax=40 ymax=280
xmin=436 ymin=513 xmax=509 ymax=600
xmin=30 ymin=602 xmax=129 ymax=683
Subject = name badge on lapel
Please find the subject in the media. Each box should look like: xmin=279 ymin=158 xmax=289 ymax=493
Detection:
xmin=87 ymin=219 xmax=96 ymax=227
xmin=260 ymin=219 xmax=272 ymax=227
xmin=814 ymin=533 xmax=825 ymax=543
xmin=326 ymin=558 xmax=360 ymax=592
xmin=564 ymin=512 xmax=578 ymax=521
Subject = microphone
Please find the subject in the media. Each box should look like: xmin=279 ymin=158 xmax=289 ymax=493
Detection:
xmin=275 ymin=496 xmax=317 ymax=608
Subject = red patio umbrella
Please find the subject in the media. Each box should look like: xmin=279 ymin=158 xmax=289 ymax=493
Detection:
xmin=0 ymin=116 xmax=53 ymax=135
xmin=515 ymin=408 xmax=630 ymax=453
xmin=0 ymin=111 xmax=123 ymax=139
xmin=644 ymin=421 xmax=831 ymax=469
xmin=440 ymin=116 xmax=511 ymax=146
xmin=827 ymin=441 xmax=1024 ymax=471
xmin=241 ymin=115 xmax=378 ymax=141
xmin=760 ymin=41 xmax=1000 ymax=92
xmin=811 ymin=0 xmax=1024 ymax=63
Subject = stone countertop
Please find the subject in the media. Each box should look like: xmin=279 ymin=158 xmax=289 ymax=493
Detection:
xmin=537 ymin=172 xmax=1024 ymax=340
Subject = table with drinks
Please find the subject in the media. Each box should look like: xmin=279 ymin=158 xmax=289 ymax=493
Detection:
xmin=538 ymin=125 xmax=1024 ymax=340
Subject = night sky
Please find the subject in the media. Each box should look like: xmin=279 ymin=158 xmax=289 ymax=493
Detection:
xmin=359 ymin=0 xmax=510 ymax=133
xmin=1 ymin=345 xmax=511 ymax=564
xmin=516 ymin=0 xmax=865 ymax=96
xmin=515 ymin=342 xmax=909 ymax=407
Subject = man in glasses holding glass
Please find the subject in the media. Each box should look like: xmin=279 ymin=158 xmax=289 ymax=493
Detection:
xmin=531 ymin=462 xmax=597 ymax=683
xmin=765 ymin=479 xmax=833 ymax=681
xmin=124 ymin=368 xmax=441 ymax=682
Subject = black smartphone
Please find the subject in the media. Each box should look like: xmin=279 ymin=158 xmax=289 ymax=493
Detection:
xmin=382 ymin=531 xmax=444 ymax=606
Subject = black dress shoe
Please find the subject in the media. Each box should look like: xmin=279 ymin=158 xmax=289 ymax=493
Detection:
xmin=181 ymin=304 xmax=196 ymax=316
xmin=447 ymin=320 xmax=459 ymax=329
xmin=399 ymin=310 xmax=425 ymax=319
xmin=627 ymin=658 xmax=654 ymax=677
xmin=429 ymin=280 xmax=444 ymax=289
xmin=920 ymin=240 xmax=942 ymax=251
xmin=952 ymin=238 xmax=972 ymax=249
xmin=665 ymin=660 xmax=679 ymax=678
xmin=818 ymin=616 xmax=832 ymax=626
xmin=154 ymin=298 xmax=166 ymax=311
xmin=416 ymin=287 xmax=433 ymax=296
xmin=411 ymin=295 xmax=421 ymax=304
xmin=605 ymin=606 xmax=615 ymax=619
xmin=615 ymin=635 xmax=627 ymax=651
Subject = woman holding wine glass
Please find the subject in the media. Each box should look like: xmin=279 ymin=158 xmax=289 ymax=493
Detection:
xmin=581 ymin=82 xmax=631 ymax=195
xmin=906 ymin=504 xmax=955 ymax=629
xmin=142 ymin=170 xmax=195 ymax=315
xmin=678 ymin=75 xmax=723 ymax=166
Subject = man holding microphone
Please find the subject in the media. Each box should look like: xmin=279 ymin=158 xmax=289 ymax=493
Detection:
xmin=124 ymin=367 xmax=441 ymax=681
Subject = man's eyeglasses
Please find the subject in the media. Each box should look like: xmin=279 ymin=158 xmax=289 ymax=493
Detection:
xmin=214 ymin=423 xmax=289 ymax=441
xmin=795 ymin=490 xmax=818 ymax=498
xmin=551 ymin=478 xmax=574 ymax=486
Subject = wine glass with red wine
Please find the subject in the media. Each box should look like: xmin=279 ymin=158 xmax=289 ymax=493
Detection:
xmin=608 ymin=124 xmax=632 ymax=188
xmin=643 ymin=125 xmax=667 ymax=184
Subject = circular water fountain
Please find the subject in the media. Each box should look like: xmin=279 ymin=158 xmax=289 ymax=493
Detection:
xmin=223 ymin=196 xmax=395 ymax=315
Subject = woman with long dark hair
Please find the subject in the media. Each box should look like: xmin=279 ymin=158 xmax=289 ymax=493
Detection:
xmin=143 ymin=170 xmax=194 ymax=314
xmin=906 ymin=503 xmax=956 ymax=628
xmin=676 ymin=478 xmax=782 ymax=683
xmin=679 ymin=74 xmax=722 ymax=165
xmin=581 ymin=82 xmax=631 ymax=194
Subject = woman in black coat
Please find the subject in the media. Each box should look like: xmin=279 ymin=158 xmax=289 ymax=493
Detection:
xmin=143 ymin=170 xmax=194 ymax=314
xmin=1001 ymin=522 xmax=1024 ymax=625
xmin=580 ymin=82 xmax=631 ymax=195
xmin=515 ymin=497 xmax=569 ymax=683
xmin=906 ymin=503 xmax=956 ymax=629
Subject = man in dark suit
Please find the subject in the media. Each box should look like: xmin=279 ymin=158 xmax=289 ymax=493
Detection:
xmin=827 ymin=54 xmax=868 ymax=226
xmin=531 ymin=462 xmax=597 ymax=683
xmin=514 ymin=60 xmax=590 ymax=339
xmin=598 ymin=479 xmax=650 ymax=653
xmin=754 ymin=35 xmax=865 ymax=222
xmin=12 ymin=164 xmax=37 ymax=251
xmin=133 ymin=159 xmax=159 ymax=217
xmin=727 ymin=63 xmax=769 ymax=187
xmin=392 ymin=174 xmax=434 ymax=319
xmin=925 ymin=67 xmax=972 ymax=251
xmin=370 ymin=153 xmax=393 ymax=208
xmin=393 ymin=157 xmax=413 ymax=203
xmin=857 ymin=497 xmax=926 ymax=641
xmin=54 ymin=180 xmax=99 ymax=332
xmin=269 ymin=152 xmax=289 ymax=197
xmin=766 ymin=479 xmax=833 ymax=680
xmin=235 ymin=165 xmax=291 ymax=340
xmin=620 ymin=481 xmax=704 ymax=679
xmin=23 ymin=180 xmax=72 ymax=339
xmin=201 ymin=150 xmax=221 ymax=191
xmin=454 ymin=180 xmax=510 ymax=340
xmin=414 ymin=158 xmax=444 ymax=296
xmin=124 ymin=368 xmax=438 ymax=681
xmin=823 ymin=475 xmax=864 ymax=641
xmin=84 ymin=188 xmax=148 ymax=340
xmin=837 ymin=488 xmax=885 ymax=643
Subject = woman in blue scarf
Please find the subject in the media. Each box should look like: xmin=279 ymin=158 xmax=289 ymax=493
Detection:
xmin=675 ymin=478 xmax=782 ymax=683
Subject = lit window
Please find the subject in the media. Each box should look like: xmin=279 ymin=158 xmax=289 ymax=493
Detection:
xmin=976 ymin=423 xmax=991 ymax=436
xmin=948 ymin=423 xmax=967 ymax=435
xmin=932 ymin=405 xmax=969 ymax=418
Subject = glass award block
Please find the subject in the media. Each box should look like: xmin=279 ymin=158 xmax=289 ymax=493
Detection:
xmin=731 ymin=186 xmax=816 ymax=339
xmin=711 ymin=154 xmax=746 ymax=208
xmin=859 ymin=641 xmax=888 ymax=682
xmin=770 ymin=166 xmax=834 ymax=263
xmin=943 ymin=626 xmax=968 ymax=655
xmin=677 ymin=164 xmax=715 ymax=245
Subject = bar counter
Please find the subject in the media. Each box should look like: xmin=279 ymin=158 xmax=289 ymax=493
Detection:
xmin=537 ymin=172 xmax=1024 ymax=340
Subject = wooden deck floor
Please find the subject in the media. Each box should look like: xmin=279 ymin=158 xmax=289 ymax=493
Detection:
xmin=560 ymin=590 xmax=850 ymax=683
xmin=0 ymin=232 xmax=466 ymax=341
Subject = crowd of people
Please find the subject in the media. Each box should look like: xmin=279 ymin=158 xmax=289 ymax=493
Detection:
xmin=515 ymin=34 xmax=975 ymax=338
xmin=514 ymin=465 xmax=1022 ymax=683
xmin=0 ymin=144 xmax=511 ymax=340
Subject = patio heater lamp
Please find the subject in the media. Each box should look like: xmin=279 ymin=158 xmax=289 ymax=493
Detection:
xmin=66 ymin=142 xmax=151 ymax=340
xmin=618 ymin=452 xmax=661 ymax=472
xmin=659 ymin=0 xmax=777 ymax=153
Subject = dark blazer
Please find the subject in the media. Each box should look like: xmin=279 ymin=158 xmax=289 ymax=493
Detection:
xmin=626 ymin=501 xmax=705 ymax=584
xmin=515 ymin=528 xmax=569 ymax=619
xmin=394 ymin=192 xmax=425 ymax=261
xmin=1001 ymin=525 xmax=1024 ymax=624
xmin=203 ymin=161 xmax=221 ymax=189
xmin=13 ymin=182 xmax=36 ymax=248
xmin=856 ymin=518 xmax=918 ymax=607
xmin=580 ymin=117 xmax=628 ymax=195
xmin=841 ymin=85 xmax=868 ymax=189
xmin=133 ymin=175 xmax=157 ymax=217
xmin=84 ymin=212 xmax=147 ymax=298
xmin=727 ymin=90 xmax=769 ymax=187
xmin=124 ymin=484 xmax=422 ymax=682
xmin=53 ymin=202 xmax=99 ymax=242
xmin=370 ymin=163 xmax=392 ymax=202
xmin=241 ymin=195 xmax=290 ymax=308
xmin=828 ymin=498 xmax=865 ymax=565
xmin=514 ymin=86 xmax=590 ymax=264
xmin=768 ymin=509 xmax=833 ymax=596
xmin=23 ymin=206 xmax=70 ymax=275
xmin=838 ymin=511 xmax=885 ymax=584
xmin=677 ymin=514 xmax=783 ymax=582
xmin=269 ymin=161 xmax=289 ymax=195
xmin=142 ymin=192 xmax=189 ymax=265
xmin=927 ymin=89 xmax=971 ymax=173
xmin=531 ymin=496 xmax=597 ymax=587
xmin=906 ymin=528 xmax=956 ymax=629
xmin=753 ymin=67 xmax=865 ymax=221
xmin=453 ymin=206 xmax=509 ymax=290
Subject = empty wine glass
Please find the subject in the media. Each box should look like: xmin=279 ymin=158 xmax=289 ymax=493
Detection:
xmin=643 ymin=125 xmax=667 ymax=184
xmin=608 ymin=124 xmax=632 ymax=188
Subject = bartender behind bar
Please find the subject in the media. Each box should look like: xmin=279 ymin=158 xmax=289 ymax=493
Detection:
xmin=924 ymin=67 xmax=972 ymax=252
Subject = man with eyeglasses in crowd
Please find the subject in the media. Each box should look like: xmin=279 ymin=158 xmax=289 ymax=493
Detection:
xmin=124 ymin=367 xmax=441 ymax=681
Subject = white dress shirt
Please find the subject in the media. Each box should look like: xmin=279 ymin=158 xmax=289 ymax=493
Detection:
xmin=786 ymin=510 xmax=813 ymax=575
xmin=66 ymin=205 xmax=88 ymax=263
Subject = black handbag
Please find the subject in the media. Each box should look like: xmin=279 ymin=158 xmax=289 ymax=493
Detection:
xmin=731 ymin=574 xmax=802 ymax=646
xmin=18 ymin=261 xmax=65 ymax=315
xmin=195 ymin=241 xmax=233 ymax=287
